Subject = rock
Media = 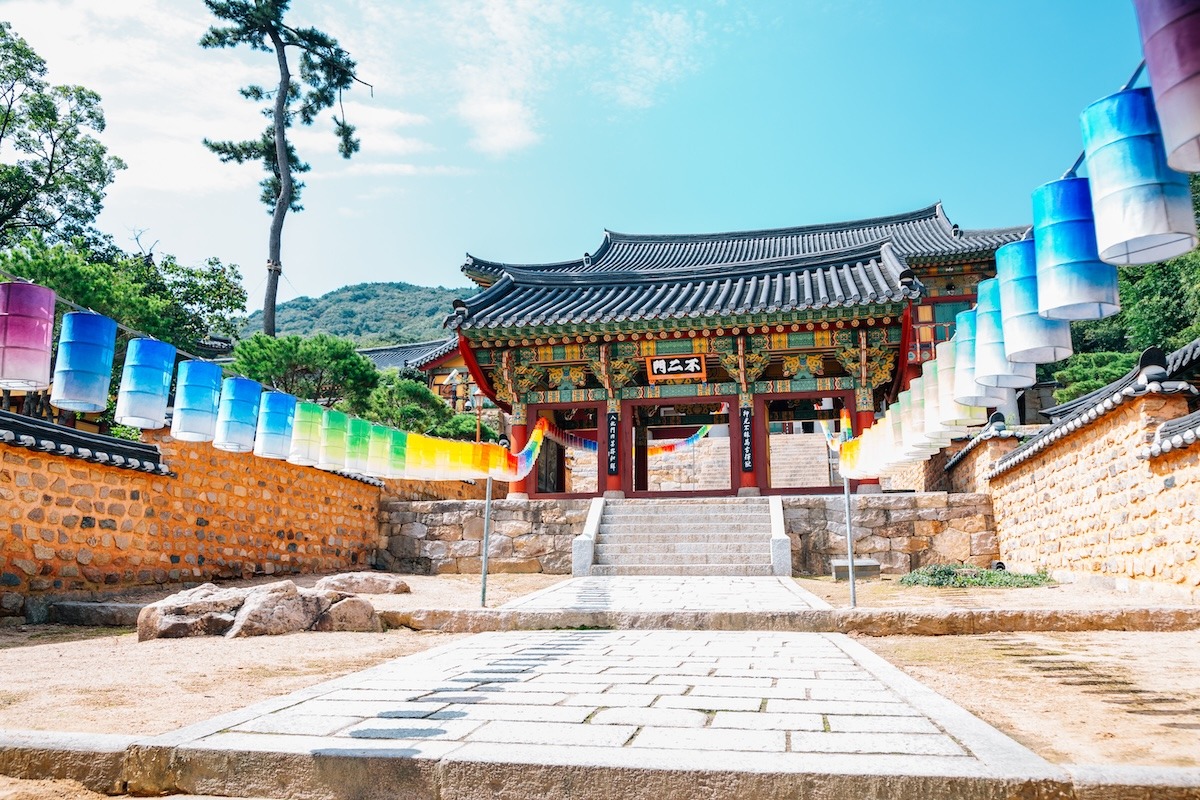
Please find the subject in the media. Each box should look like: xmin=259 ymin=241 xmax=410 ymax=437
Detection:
xmin=49 ymin=601 xmax=142 ymax=627
xmin=153 ymin=611 xmax=236 ymax=639
xmin=225 ymin=582 xmax=332 ymax=638
xmin=314 ymin=572 xmax=411 ymax=595
xmin=313 ymin=596 xmax=382 ymax=632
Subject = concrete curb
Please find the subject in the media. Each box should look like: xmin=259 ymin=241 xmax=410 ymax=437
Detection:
xmin=379 ymin=606 xmax=1200 ymax=636
xmin=0 ymin=729 xmax=134 ymax=794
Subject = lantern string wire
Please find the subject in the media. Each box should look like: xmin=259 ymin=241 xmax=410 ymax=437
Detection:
xmin=1062 ymin=60 xmax=1147 ymax=179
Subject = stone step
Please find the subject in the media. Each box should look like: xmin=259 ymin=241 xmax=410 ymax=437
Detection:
xmin=593 ymin=552 xmax=769 ymax=566
xmin=595 ymin=532 xmax=772 ymax=544
xmin=598 ymin=525 xmax=770 ymax=538
xmin=600 ymin=511 xmax=770 ymax=524
xmin=589 ymin=563 xmax=775 ymax=577
xmin=601 ymin=508 xmax=769 ymax=519
xmin=595 ymin=542 xmax=771 ymax=557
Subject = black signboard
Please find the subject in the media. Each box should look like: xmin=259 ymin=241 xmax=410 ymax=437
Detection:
xmin=740 ymin=406 xmax=754 ymax=472
xmin=606 ymin=412 xmax=619 ymax=475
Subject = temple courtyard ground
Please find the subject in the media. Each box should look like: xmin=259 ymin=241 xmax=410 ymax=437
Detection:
xmin=0 ymin=574 xmax=1197 ymax=799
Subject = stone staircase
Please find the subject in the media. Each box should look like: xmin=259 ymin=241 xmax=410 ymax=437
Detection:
xmin=589 ymin=497 xmax=775 ymax=576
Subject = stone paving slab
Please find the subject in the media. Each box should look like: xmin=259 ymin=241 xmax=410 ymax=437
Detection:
xmin=500 ymin=575 xmax=831 ymax=612
xmin=124 ymin=629 xmax=1070 ymax=799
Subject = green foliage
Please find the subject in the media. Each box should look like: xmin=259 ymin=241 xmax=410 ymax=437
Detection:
xmin=899 ymin=563 xmax=1054 ymax=588
xmin=359 ymin=369 xmax=451 ymax=432
xmin=1050 ymin=351 xmax=1139 ymax=404
xmin=241 ymin=282 xmax=473 ymax=344
xmin=431 ymin=413 xmax=499 ymax=442
xmin=232 ymin=333 xmax=378 ymax=410
xmin=0 ymin=233 xmax=246 ymax=352
xmin=200 ymin=0 xmax=362 ymax=215
xmin=0 ymin=22 xmax=125 ymax=246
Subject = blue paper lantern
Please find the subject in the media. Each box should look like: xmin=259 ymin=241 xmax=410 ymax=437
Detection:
xmin=114 ymin=338 xmax=177 ymax=428
xmin=1081 ymin=87 xmax=1197 ymax=264
xmin=253 ymin=391 xmax=297 ymax=460
xmin=318 ymin=409 xmax=349 ymax=471
xmin=951 ymin=310 xmax=1006 ymax=407
xmin=49 ymin=312 xmax=117 ymax=413
xmin=287 ymin=401 xmax=324 ymax=466
xmin=213 ymin=376 xmax=261 ymax=453
xmin=1032 ymin=177 xmax=1120 ymax=320
xmin=996 ymin=240 xmax=1073 ymax=363
xmin=974 ymin=279 xmax=1036 ymax=388
xmin=171 ymin=360 xmax=223 ymax=442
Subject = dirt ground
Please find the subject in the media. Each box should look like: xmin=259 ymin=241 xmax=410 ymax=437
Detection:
xmin=0 ymin=574 xmax=564 ymax=737
xmin=862 ymin=630 xmax=1200 ymax=767
xmin=796 ymin=574 xmax=1200 ymax=609
xmin=1 ymin=573 xmax=1199 ymax=798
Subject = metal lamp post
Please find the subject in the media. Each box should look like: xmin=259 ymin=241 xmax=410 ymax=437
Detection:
xmin=481 ymin=432 xmax=509 ymax=608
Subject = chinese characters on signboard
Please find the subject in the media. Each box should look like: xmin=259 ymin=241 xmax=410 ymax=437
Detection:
xmin=645 ymin=355 xmax=706 ymax=383
xmin=740 ymin=406 xmax=753 ymax=472
xmin=606 ymin=412 xmax=619 ymax=475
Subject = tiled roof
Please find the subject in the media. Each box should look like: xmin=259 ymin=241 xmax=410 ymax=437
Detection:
xmin=989 ymin=349 xmax=1198 ymax=478
xmin=0 ymin=410 xmax=171 ymax=474
xmin=358 ymin=337 xmax=458 ymax=370
xmin=1143 ymin=408 xmax=1200 ymax=458
xmin=450 ymin=204 xmax=1021 ymax=332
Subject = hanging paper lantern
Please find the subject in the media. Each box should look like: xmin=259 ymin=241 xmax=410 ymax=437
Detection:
xmin=213 ymin=377 xmax=261 ymax=453
xmin=921 ymin=360 xmax=959 ymax=445
xmin=365 ymin=424 xmax=392 ymax=477
xmin=1134 ymin=0 xmax=1200 ymax=171
xmin=974 ymin=279 xmax=1036 ymax=389
xmin=0 ymin=282 xmax=56 ymax=390
xmin=996 ymin=240 xmax=1073 ymax=363
xmin=1080 ymin=87 xmax=1197 ymax=264
xmin=49 ymin=312 xmax=117 ymax=413
xmin=318 ymin=409 xmax=349 ymax=471
xmin=1031 ymin=177 xmax=1120 ymax=320
xmin=935 ymin=341 xmax=987 ymax=428
xmin=114 ymin=338 xmax=177 ymax=428
xmin=346 ymin=417 xmax=372 ymax=473
xmin=253 ymin=391 xmax=297 ymax=460
xmin=952 ymin=310 xmax=1007 ymax=407
xmin=171 ymin=360 xmax=223 ymax=442
xmin=388 ymin=428 xmax=409 ymax=479
xmin=287 ymin=401 xmax=324 ymax=466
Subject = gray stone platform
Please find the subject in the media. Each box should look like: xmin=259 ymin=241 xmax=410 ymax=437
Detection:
xmin=502 ymin=576 xmax=829 ymax=612
xmin=122 ymin=629 xmax=1069 ymax=799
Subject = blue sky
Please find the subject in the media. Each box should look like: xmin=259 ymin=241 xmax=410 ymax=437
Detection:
xmin=2 ymin=0 xmax=1143 ymax=311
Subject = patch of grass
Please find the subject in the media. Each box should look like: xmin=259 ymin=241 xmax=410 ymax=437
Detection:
xmin=899 ymin=564 xmax=1054 ymax=589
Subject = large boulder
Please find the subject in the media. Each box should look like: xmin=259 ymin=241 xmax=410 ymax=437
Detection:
xmin=313 ymin=596 xmax=383 ymax=632
xmin=314 ymin=572 xmax=411 ymax=595
xmin=138 ymin=580 xmax=346 ymax=641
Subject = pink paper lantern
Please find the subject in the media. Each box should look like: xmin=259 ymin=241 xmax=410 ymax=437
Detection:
xmin=1135 ymin=0 xmax=1200 ymax=171
xmin=0 ymin=282 xmax=56 ymax=390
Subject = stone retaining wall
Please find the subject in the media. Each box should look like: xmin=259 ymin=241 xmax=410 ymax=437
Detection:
xmin=784 ymin=493 xmax=998 ymax=575
xmin=0 ymin=430 xmax=380 ymax=622
xmin=376 ymin=499 xmax=590 ymax=575
xmin=989 ymin=393 xmax=1200 ymax=599
xmin=381 ymin=478 xmax=493 ymax=502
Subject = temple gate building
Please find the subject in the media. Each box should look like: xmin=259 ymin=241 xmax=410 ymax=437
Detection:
xmin=446 ymin=204 xmax=1022 ymax=499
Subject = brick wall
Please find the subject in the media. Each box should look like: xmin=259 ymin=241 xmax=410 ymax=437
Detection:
xmin=989 ymin=393 xmax=1200 ymax=599
xmin=0 ymin=430 xmax=381 ymax=622
xmin=381 ymin=478 xmax=495 ymax=502
xmin=377 ymin=499 xmax=590 ymax=575
xmin=944 ymin=437 xmax=1019 ymax=494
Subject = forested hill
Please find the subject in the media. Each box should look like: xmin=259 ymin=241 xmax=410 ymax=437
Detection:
xmin=240 ymin=282 xmax=474 ymax=345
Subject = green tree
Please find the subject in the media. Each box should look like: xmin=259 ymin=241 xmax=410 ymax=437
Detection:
xmin=359 ymin=369 xmax=452 ymax=433
xmin=200 ymin=0 xmax=368 ymax=336
xmin=232 ymin=332 xmax=378 ymax=409
xmin=0 ymin=23 xmax=125 ymax=245
xmin=430 ymin=412 xmax=498 ymax=442
xmin=0 ymin=233 xmax=246 ymax=353
xmin=1050 ymin=351 xmax=1139 ymax=404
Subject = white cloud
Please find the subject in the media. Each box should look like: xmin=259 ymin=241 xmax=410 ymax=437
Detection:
xmin=341 ymin=162 xmax=474 ymax=177
xmin=597 ymin=6 xmax=709 ymax=109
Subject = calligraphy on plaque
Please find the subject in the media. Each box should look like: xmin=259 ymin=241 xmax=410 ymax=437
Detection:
xmin=606 ymin=412 xmax=619 ymax=475
xmin=740 ymin=406 xmax=753 ymax=472
xmin=645 ymin=355 xmax=706 ymax=383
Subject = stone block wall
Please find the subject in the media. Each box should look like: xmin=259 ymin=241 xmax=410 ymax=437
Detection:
xmin=945 ymin=437 xmax=1019 ymax=494
xmin=0 ymin=431 xmax=380 ymax=622
xmin=784 ymin=493 xmax=998 ymax=575
xmin=377 ymin=499 xmax=590 ymax=575
xmin=381 ymin=478 xmax=494 ymax=502
xmin=989 ymin=394 xmax=1200 ymax=598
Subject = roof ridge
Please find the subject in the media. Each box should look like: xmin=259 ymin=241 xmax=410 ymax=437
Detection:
xmin=603 ymin=204 xmax=942 ymax=244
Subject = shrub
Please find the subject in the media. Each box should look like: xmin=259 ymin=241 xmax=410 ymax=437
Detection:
xmin=899 ymin=563 xmax=1053 ymax=588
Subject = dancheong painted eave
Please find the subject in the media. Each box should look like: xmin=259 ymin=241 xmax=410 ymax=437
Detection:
xmin=447 ymin=204 xmax=1023 ymax=332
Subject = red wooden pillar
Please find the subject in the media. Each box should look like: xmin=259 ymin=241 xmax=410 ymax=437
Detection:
xmin=508 ymin=421 xmax=528 ymax=497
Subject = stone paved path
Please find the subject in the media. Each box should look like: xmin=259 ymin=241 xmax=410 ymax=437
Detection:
xmin=501 ymin=576 xmax=829 ymax=612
